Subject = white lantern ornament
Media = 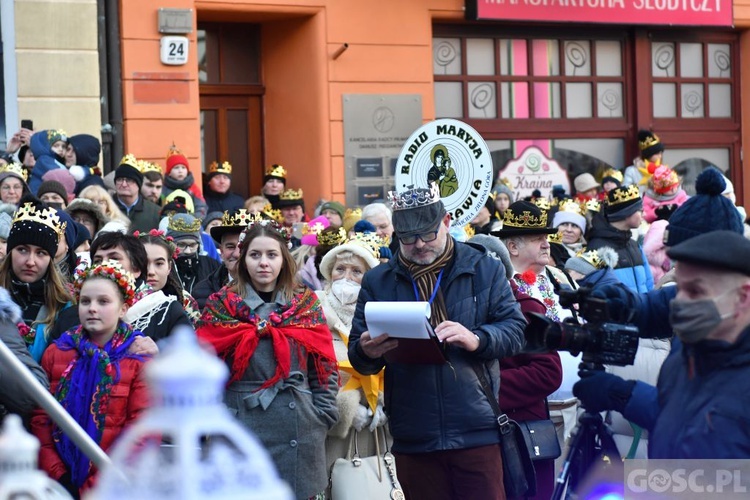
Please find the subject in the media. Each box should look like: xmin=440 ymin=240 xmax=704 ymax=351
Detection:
xmin=0 ymin=414 xmax=73 ymax=499
xmin=88 ymin=329 xmax=292 ymax=500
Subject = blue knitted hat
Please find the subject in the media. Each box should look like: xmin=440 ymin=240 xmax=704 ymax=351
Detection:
xmin=664 ymin=167 xmax=744 ymax=247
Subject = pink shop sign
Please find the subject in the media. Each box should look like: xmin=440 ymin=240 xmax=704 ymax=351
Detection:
xmin=497 ymin=146 xmax=570 ymax=201
xmin=466 ymin=0 xmax=733 ymax=27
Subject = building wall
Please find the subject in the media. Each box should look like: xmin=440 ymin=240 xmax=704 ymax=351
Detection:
xmin=14 ymin=0 xmax=101 ymax=137
xmin=118 ymin=0 xmax=750 ymax=205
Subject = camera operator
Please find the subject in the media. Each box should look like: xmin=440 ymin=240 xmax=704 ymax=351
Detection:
xmin=574 ymin=230 xmax=750 ymax=458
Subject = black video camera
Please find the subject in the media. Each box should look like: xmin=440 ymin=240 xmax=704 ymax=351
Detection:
xmin=525 ymin=286 xmax=639 ymax=367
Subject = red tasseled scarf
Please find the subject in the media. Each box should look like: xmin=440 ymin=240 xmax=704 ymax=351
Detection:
xmin=197 ymin=286 xmax=337 ymax=388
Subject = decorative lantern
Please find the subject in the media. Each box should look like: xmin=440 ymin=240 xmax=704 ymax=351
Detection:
xmin=89 ymin=329 xmax=292 ymax=500
xmin=0 ymin=414 xmax=72 ymax=499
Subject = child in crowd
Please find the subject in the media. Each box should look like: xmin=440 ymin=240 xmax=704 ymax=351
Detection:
xmin=162 ymin=145 xmax=207 ymax=218
xmin=31 ymin=261 xmax=150 ymax=497
xmin=29 ymin=129 xmax=68 ymax=194
xmin=642 ymin=165 xmax=689 ymax=224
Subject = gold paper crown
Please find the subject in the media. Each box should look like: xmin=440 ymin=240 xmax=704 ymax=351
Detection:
xmin=167 ymin=213 xmax=202 ymax=233
xmin=166 ymin=143 xmax=183 ymax=159
xmin=209 ymin=161 xmax=232 ymax=175
xmin=638 ymin=133 xmax=661 ymax=151
xmin=265 ymin=164 xmax=287 ymax=179
xmin=585 ymin=199 xmax=601 ymax=212
xmin=548 ymin=231 xmax=564 ymax=244
xmin=47 ymin=129 xmax=67 ymax=143
xmin=317 ymin=227 xmax=347 ymax=247
xmin=388 ymin=183 xmax=441 ymax=211
xmin=12 ymin=202 xmax=67 ymax=236
xmin=119 ymin=154 xmax=139 ymax=169
xmin=261 ymin=203 xmax=283 ymax=223
xmin=559 ymin=199 xmax=583 ymax=215
xmin=347 ymin=232 xmax=383 ymax=259
xmin=301 ymin=220 xmax=328 ymax=236
xmin=533 ymin=198 xmax=551 ymax=211
xmin=280 ymin=188 xmax=304 ymax=201
xmin=464 ymin=224 xmax=476 ymax=239
xmin=137 ymin=160 xmax=163 ymax=175
xmin=220 ymin=209 xmax=254 ymax=228
xmin=601 ymin=168 xmax=624 ymax=183
xmin=503 ymin=209 xmax=549 ymax=229
xmin=499 ymin=177 xmax=513 ymax=189
xmin=344 ymin=207 xmax=362 ymax=220
xmin=608 ymin=185 xmax=641 ymax=206
xmin=575 ymin=249 xmax=606 ymax=270
xmin=0 ymin=162 xmax=28 ymax=182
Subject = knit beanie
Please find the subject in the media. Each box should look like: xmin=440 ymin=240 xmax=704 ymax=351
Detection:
xmin=565 ymin=247 xmax=618 ymax=278
xmin=47 ymin=129 xmax=68 ymax=146
xmin=263 ymin=164 xmax=287 ymax=186
xmin=37 ymin=180 xmax=68 ymax=203
xmin=638 ymin=130 xmax=664 ymax=160
xmin=56 ymin=209 xmax=77 ymax=251
xmin=605 ymin=185 xmax=643 ymax=222
xmin=664 ymin=167 xmax=744 ymax=247
xmin=493 ymin=180 xmax=514 ymax=200
xmin=7 ymin=201 xmax=65 ymax=257
xmin=42 ymin=169 xmax=76 ymax=202
xmin=353 ymin=220 xmax=376 ymax=233
xmin=652 ymin=165 xmax=680 ymax=195
xmin=166 ymin=213 xmax=201 ymax=243
xmin=320 ymin=201 xmax=345 ymax=220
xmin=114 ymin=163 xmax=143 ymax=189
xmin=73 ymin=221 xmax=91 ymax=248
xmin=165 ymin=143 xmax=189 ymax=177
xmin=203 ymin=211 xmax=224 ymax=230
xmin=300 ymin=215 xmax=330 ymax=246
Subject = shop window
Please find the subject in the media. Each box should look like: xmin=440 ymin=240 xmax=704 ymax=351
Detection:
xmin=651 ymin=41 xmax=733 ymax=119
xmin=433 ymin=35 xmax=625 ymax=120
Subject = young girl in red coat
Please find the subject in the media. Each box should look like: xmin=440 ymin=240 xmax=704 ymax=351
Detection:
xmin=31 ymin=261 xmax=150 ymax=498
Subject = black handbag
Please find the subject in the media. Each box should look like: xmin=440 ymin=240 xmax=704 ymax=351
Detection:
xmin=472 ymin=365 xmax=537 ymax=498
xmin=519 ymin=419 xmax=561 ymax=461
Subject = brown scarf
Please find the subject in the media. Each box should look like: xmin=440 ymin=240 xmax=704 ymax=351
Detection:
xmin=398 ymin=236 xmax=455 ymax=327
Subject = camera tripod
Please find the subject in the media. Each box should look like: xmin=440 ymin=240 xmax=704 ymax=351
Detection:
xmin=551 ymin=363 xmax=623 ymax=500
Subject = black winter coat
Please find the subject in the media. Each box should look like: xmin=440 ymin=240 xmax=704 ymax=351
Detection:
xmin=349 ymin=241 xmax=526 ymax=454
xmin=205 ymin=189 xmax=245 ymax=214
xmin=193 ymin=265 xmax=230 ymax=309
xmin=174 ymin=254 xmax=221 ymax=295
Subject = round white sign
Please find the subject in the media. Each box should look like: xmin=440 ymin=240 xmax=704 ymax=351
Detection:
xmin=395 ymin=119 xmax=492 ymax=227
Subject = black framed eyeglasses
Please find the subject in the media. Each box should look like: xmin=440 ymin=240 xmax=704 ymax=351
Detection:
xmin=399 ymin=229 xmax=439 ymax=245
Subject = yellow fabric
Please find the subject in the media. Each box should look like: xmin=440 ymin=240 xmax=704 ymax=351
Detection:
xmin=338 ymin=331 xmax=383 ymax=412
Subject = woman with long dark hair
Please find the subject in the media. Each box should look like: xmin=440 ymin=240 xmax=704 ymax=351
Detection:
xmin=0 ymin=201 xmax=71 ymax=361
xmin=196 ymin=217 xmax=338 ymax=500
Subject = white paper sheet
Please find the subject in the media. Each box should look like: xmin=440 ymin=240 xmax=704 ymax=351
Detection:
xmin=365 ymin=301 xmax=435 ymax=339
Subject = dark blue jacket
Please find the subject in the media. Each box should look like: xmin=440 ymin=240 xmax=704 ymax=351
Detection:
xmin=587 ymin=223 xmax=654 ymax=293
xmin=68 ymin=134 xmax=105 ymax=195
xmin=29 ymin=131 xmax=66 ymax=194
xmin=628 ymin=329 xmax=750 ymax=458
xmin=349 ymin=241 xmax=527 ymax=454
xmin=205 ymin=189 xmax=245 ymax=214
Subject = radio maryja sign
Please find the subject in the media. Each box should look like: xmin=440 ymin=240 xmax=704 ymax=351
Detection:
xmin=395 ymin=119 xmax=492 ymax=228
xmin=497 ymin=146 xmax=571 ymax=201
xmin=467 ymin=0 xmax=732 ymax=27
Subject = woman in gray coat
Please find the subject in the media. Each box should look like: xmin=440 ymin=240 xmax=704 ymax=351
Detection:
xmin=197 ymin=218 xmax=339 ymax=500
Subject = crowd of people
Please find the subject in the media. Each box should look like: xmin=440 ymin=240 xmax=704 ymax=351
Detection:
xmin=0 ymin=125 xmax=749 ymax=499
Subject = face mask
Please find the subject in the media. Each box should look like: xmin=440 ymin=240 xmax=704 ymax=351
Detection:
xmin=330 ymin=279 xmax=361 ymax=305
xmin=176 ymin=253 xmax=199 ymax=273
xmin=669 ymin=289 xmax=736 ymax=344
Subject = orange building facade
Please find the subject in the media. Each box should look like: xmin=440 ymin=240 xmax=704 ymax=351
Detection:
xmin=119 ymin=0 xmax=750 ymax=206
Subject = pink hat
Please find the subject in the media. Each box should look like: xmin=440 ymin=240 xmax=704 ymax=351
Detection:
xmin=300 ymin=215 xmax=330 ymax=246
xmin=42 ymin=168 xmax=76 ymax=202
xmin=652 ymin=165 xmax=679 ymax=195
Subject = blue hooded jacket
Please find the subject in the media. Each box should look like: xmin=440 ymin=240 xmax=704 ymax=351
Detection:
xmin=29 ymin=130 xmax=66 ymax=194
xmin=68 ymin=134 xmax=105 ymax=195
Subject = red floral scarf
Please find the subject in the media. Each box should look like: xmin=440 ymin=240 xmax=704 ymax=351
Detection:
xmin=197 ymin=286 xmax=337 ymax=388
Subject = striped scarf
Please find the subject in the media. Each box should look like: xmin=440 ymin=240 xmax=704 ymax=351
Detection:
xmin=398 ymin=236 xmax=455 ymax=327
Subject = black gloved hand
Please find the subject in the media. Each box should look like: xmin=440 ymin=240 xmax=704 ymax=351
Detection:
xmin=589 ymin=283 xmax=639 ymax=323
xmin=573 ymin=370 xmax=636 ymax=413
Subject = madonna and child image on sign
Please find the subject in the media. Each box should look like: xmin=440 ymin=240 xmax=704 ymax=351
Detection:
xmin=395 ymin=119 xmax=493 ymax=228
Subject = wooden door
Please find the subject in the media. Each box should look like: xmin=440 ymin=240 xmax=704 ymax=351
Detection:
xmin=200 ymin=94 xmax=263 ymax=199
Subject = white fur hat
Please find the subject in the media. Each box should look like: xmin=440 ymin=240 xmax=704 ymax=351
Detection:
xmin=320 ymin=238 xmax=380 ymax=281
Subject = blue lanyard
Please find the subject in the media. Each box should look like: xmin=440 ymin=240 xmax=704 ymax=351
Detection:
xmin=412 ymin=268 xmax=445 ymax=304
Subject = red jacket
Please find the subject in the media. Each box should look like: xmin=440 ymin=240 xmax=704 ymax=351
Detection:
xmin=30 ymin=345 xmax=150 ymax=490
xmin=499 ymin=283 xmax=563 ymax=421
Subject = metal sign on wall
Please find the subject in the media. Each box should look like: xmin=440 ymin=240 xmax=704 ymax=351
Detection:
xmin=343 ymin=95 xmax=422 ymax=207
xmin=466 ymin=0 xmax=733 ymax=26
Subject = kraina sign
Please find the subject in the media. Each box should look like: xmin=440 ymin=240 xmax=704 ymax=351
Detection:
xmin=395 ymin=119 xmax=492 ymax=228
xmin=467 ymin=0 xmax=733 ymax=26
xmin=497 ymin=146 xmax=570 ymax=201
